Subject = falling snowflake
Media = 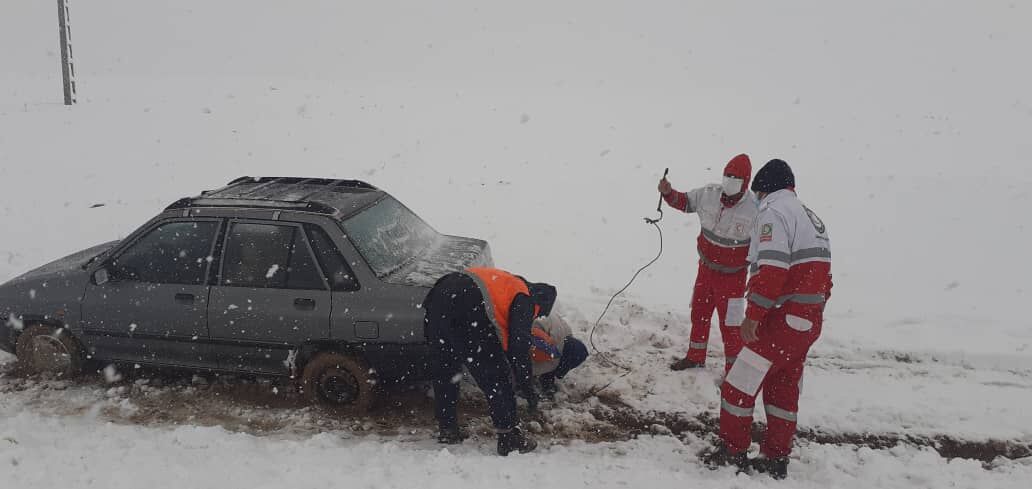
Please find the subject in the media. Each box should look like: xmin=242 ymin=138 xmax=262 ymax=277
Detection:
xmin=283 ymin=350 xmax=298 ymax=371
xmin=103 ymin=365 xmax=122 ymax=383
xmin=266 ymin=264 xmax=280 ymax=278
xmin=6 ymin=314 xmax=24 ymax=331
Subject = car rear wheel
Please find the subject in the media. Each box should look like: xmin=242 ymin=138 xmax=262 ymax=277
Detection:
xmin=300 ymin=352 xmax=377 ymax=413
xmin=15 ymin=324 xmax=85 ymax=378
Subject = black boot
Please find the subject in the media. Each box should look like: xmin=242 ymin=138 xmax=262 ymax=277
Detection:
xmin=670 ymin=357 xmax=705 ymax=371
xmin=437 ymin=426 xmax=468 ymax=445
xmin=497 ymin=427 xmax=537 ymax=456
xmin=752 ymin=456 xmax=789 ymax=480
xmin=701 ymin=444 xmax=749 ymax=473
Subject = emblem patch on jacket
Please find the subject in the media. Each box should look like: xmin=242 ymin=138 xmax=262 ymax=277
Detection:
xmin=760 ymin=223 xmax=773 ymax=242
xmin=803 ymin=206 xmax=826 ymax=234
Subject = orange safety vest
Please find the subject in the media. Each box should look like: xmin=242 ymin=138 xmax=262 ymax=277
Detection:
xmin=530 ymin=326 xmax=561 ymax=363
xmin=462 ymin=267 xmax=531 ymax=351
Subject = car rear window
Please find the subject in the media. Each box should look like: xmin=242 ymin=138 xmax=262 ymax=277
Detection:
xmin=341 ymin=197 xmax=440 ymax=278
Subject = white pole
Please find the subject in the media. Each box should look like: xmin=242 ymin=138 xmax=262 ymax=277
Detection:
xmin=57 ymin=0 xmax=77 ymax=105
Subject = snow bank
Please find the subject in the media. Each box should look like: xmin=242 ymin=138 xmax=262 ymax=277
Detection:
xmin=557 ymin=299 xmax=1032 ymax=441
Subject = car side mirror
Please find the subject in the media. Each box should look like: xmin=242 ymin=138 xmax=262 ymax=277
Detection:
xmin=93 ymin=268 xmax=110 ymax=285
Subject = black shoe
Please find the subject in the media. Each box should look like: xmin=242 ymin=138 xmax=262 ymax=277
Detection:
xmin=539 ymin=373 xmax=558 ymax=397
xmin=497 ymin=427 xmax=537 ymax=456
xmin=437 ymin=426 xmax=468 ymax=445
xmin=670 ymin=358 xmax=705 ymax=371
xmin=701 ymin=445 xmax=749 ymax=473
xmin=752 ymin=456 xmax=789 ymax=480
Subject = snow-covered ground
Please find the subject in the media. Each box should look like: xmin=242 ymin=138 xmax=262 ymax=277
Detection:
xmin=7 ymin=407 xmax=1027 ymax=489
xmin=2 ymin=0 xmax=1032 ymax=487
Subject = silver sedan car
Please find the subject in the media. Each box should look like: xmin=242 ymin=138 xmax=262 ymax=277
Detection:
xmin=0 ymin=177 xmax=492 ymax=411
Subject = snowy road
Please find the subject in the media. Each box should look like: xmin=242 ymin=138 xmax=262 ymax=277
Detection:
xmin=2 ymin=358 xmax=1030 ymax=489
xmin=2 ymin=297 xmax=1031 ymax=489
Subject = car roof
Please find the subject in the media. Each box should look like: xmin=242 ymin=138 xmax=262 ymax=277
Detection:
xmin=166 ymin=177 xmax=387 ymax=219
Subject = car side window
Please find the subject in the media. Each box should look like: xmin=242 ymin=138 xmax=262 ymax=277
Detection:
xmin=305 ymin=224 xmax=360 ymax=291
xmin=110 ymin=221 xmax=217 ymax=285
xmin=220 ymin=222 xmax=326 ymax=290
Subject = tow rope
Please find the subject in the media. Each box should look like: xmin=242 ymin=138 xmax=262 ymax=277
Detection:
xmin=585 ymin=169 xmax=668 ymax=397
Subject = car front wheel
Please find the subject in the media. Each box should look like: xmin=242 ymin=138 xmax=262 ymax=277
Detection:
xmin=300 ymin=352 xmax=377 ymax=413
xmin=15 ymin=324 xmax=85 ymax=378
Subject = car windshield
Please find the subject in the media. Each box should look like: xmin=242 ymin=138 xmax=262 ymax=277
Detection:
xmin=341 ymin=197 xmax=440 ymax=278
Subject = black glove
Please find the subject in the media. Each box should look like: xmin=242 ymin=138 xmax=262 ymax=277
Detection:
xmin=520 ymin=386 xmax=540 ymax=413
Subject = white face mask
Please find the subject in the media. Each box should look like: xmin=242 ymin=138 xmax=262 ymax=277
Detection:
xmin=722 ymin=176 xmax=744 ymax=196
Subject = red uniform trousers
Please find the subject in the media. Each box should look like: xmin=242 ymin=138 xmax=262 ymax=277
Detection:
xmin=686 ymin=263 xmax=747 ymax=371
xmin=718 ymin=303 xmax=822 ymax=458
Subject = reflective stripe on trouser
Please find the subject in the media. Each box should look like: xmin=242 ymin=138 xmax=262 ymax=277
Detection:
xmin=749 ymin=292 xmax=826 ymax=310
xmin=688 ymin=264 xmax=747 ymax=363
xmin=765 ymin=404 xmax=798 ymax=422
xmin=721 ymin=399 xmax=753 ymax=418
xmin=719 ymin=311 xmax=817 ymax=457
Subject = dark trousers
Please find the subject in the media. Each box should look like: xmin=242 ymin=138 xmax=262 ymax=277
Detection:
xmin=424 ymin=273 xmax=517 ymax=431
xmin=553 ymin=337 xmax=589 ymax=379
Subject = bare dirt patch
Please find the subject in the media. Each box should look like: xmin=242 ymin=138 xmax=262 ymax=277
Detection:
xmin=592 ymin=406 xmax=1032 ymax=466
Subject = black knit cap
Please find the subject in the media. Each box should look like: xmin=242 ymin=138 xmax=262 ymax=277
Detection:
xmin=527 ymin=282 xmax=557 ymax=318
xmin=751 ymin=159 xmax=795 ymax=193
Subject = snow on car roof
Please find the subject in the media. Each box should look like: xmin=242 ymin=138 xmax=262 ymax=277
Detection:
xmin=166 ymin=176 xmax=386 ymax=218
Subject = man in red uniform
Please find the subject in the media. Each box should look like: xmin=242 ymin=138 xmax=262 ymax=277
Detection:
xmin=703 ymin=159 xmax=833 ymax=479
xmin=659 ymin=154 xmax=757 ymax=372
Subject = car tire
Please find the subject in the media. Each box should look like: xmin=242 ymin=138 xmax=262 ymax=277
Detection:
xmin=300 ymin=352 xmax=377 ymax=413
xmin=15 ymin=324 xmax=85 ymax=378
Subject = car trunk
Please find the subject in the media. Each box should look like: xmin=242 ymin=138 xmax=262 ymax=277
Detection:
xmin=381 ymin=235 xmax=492 ymax=287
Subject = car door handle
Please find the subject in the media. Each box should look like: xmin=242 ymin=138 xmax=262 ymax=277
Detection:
xmin=294 ymin=298 xmax=316 ymax=310
xmin=174 ymin=293 xmax=195 ymax=304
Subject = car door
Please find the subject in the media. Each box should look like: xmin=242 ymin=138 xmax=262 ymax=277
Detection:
xmin=310 ymin=219 xmax=429 ymax=380
xmin=208 ymin=220 xmax=331 ymax=374
xmin=81 ymin=219 xmax=221 ymax=368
